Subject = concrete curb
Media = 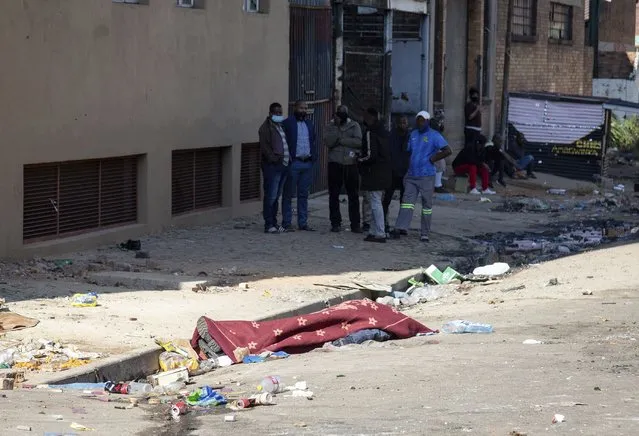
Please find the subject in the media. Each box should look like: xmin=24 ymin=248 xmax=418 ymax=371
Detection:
xmin=30 ymin=272 xmax=421 ymax=386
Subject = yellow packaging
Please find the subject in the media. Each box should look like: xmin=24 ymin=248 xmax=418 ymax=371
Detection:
xmin=158 ymin=351 xmax=199 ymax=373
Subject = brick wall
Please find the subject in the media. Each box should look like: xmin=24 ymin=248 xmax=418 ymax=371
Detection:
xmin=598 ymin=1 xmax=636 ymax=47
xmin=598 ymin=51 xmax=634 ymax=79
xmin=492 ymin=0 xmax=592 ymax=129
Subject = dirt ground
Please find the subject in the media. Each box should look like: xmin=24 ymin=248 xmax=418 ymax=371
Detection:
xmin=1 ymin=243 xmax=638 ymax=435
xmin=0 ymin=172 xmax=638 ymax=355
xmin=0 ymin=172 xmax=638 ymax=435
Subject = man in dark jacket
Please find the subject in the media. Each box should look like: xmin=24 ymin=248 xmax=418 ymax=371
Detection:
xmin=452 ymin=135 xmax=495 ymax=195
xmin=258 ymin=102 xmax=290 ymax=234
xmin=382 ymin=115 xmax=410 ymax=232
xmin=324 ymin=105 xmax=363 ymax=233
xmin=282 ymin=100 xmax=317 ymax=231
xmin=358 ymin=108 xmax=391 ymax=243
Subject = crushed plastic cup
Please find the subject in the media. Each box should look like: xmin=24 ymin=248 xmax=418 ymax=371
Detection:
xmin=71 ymin=292 xmax=98 ymax=307
xmin=552 ymin=414 xmax=565 ymax=423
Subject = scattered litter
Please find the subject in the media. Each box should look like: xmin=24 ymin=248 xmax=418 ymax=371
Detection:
xmin=594 ymin=386 xmax=601 ymax=391
xmin=548 ymin=189 xmax=566 ymax=195
xmin=552 ymin=414 xmax=565 ymax=424
xmin=631 ymin=227 xmax=639 ymax=234
xmin=119 ymin=239 xmax=141 ymax=251
xmin=71 ymin=292 xmax=98 ymax=308
xmin=294 ymin=422 xmax=308 ymax=428
xmin=261 ymin=290 xmax=272 ymax=298
xmin=442 ymin=320 xmax=493 ymax=334
xmin=16 ymin=425 xmax=32 ymax=431
xmin=238 ymin=283 xmax=250 ymax=290
xmin=4 ymin=339 xmax=102 ymax=372
xmin=291 ymin=389 xmax=314 ymax=399
xmin=224 ymin=415 xmax=236 ymax=422
xmin=425 ymin=265 xmax=461 ymax=285
xmin=243 ymin=351 xmax=289 ymax=364
xmin=69 ymin=422 xmax=95 ymax=431
xmin=613 ymin=184 xmax=625 ymax=192
xmin=582 ymin=290 xmax=593 ymax=296
xmin=436 ymin=193 xmax=456 ymax=201
xmin=479 ymin=197 xmax=492 ymax=203
xmin=498 ymin=197 xmax=549 ymax=212
xmin=332 ymin=245 xmax=345 ymax=249
xmin=186 ymin=386 xmax=227 ymax=407
xmin=509 ymin=432 xmax=527 ymax=436
xmin=472 ymin=262 xmax=510 ymax=277
xmin=147 ymin=367 xmax=189 ymax=387
xmin=522 ymin=339 xmax=543 ymax=345
xmin=547 ymin=278 xmax=559 ymax=286
xmin=50 ymin=415 xmax=65 ymax=421
xmin=170 ymin=401 xmax=187 ymax=419
xmin=52 ymin=259 xmax=73 ymax=268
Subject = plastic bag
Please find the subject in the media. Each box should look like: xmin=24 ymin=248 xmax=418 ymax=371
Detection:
xmin=159 ymin=351 xmax=199 ymax=373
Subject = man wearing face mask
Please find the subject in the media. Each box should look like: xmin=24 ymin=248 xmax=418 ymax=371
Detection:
xmin=390 ymin=111 xmax=452 ymax=242
xmin=282 ymin=100 xmax=317 ymax=231
xmin=324 ymin=105 xmax=363 ymax=233
xmin=258 ymin=102 xmax=290 ymax=234
xmin=465 ymin=87 xmax=482 ymax=147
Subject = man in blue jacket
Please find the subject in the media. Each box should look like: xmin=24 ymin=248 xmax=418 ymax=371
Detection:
xmin=282 ymin=100 xmax=317 ymax=231
xmin=390 ymin=111 xmax=452 ymax=242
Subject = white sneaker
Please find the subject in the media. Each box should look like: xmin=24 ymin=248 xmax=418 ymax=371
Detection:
xmin=482 ymin=188 xmax=497 ymax=195
xmin=469 ymin=188 xmax=481 ymax=195
xmin=266 ymin=226 xmax=279 ymax=234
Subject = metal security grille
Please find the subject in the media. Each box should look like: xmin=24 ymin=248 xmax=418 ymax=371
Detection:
xmin=549 ymin=3 xmax=572 ymax=41
xmin=240 ymin=143 xmax=262 ymax=202
xmin=392 ymin=11 xmax=422 ymax=40
xmin=172 ymin=148 xmax=223 ymax=215
xmin=23 ymin=156 xmax=138 ymax=242
xmin=512 ymin=0 xmax=537 ymax=38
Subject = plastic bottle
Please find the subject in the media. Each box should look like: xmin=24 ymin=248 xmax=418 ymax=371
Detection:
xmin=191 ymin=358 xmax=218 ymax=376
xmin=71 ymin=292 xmax=98 ymax=307
xmin=0 ymin=348 xmax=16 ymax=367
xmin=128 ymin=382 xmax=153 ymax=395
xmin=151 ymin=381 xmax=187 ymax=396
xmin=51 ymin=382 xmax=106 ymax=390
xmin=257 ymin=376 xmax=284 ymax=394
xmin=442 ymin=320 xmax=493 ymax=334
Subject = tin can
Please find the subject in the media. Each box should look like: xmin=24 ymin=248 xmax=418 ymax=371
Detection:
xmin=235 ymin=398 xmax=255 ymax=409
xmin=250 ymin=392 xmax=274 ymax=405
xmin=171 ymin=401 xmax=187 ymax=419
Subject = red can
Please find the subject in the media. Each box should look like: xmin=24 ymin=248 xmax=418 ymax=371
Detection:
xmin=236 ymin=398 xmax=255 ymax=409
xmin=171 ymin=401 xmax=187 ymax=419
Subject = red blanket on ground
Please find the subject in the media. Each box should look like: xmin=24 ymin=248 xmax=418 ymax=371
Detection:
xmin=191 ymin=299 xmax=435 ymax=363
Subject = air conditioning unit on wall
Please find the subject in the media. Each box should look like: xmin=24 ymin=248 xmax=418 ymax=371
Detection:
xmin=177 ymin=0 xmax=194 ymax=8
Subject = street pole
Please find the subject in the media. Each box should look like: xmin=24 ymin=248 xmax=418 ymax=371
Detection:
xmin=499 ymin=0 xmax=514 ymax=142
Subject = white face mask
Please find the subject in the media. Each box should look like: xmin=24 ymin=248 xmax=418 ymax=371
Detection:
xmin=271 ymin=115 xmax=284 ymax=123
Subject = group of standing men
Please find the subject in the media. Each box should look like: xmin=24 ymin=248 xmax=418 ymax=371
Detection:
xmin=259 ymin=100 xmax=452 ymax=243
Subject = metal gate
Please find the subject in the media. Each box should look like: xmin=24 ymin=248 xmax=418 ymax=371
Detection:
xmin=289 ymin=0 xmax=333 ymax=193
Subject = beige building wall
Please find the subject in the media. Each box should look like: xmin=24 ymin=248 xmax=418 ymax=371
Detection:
xmin=0 ymin=0 xmax=289 ymax=257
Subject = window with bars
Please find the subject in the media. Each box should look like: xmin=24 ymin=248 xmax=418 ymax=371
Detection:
xmin=171 ymin=148 xmax=224 ymax=216
xmin=549 ymin=3 xmax=573 ymax=41
xmin=512 ymin=0 xmax=537 ymax=41
xmin=240 ymin=143 xmax=262 ymax=202
xmin=23 ymin=156 xmax=138 ymax=242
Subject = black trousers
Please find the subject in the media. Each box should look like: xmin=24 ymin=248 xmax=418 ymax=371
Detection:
xmin=464 ymin=128 xmax=481 ymax=147
xmin=382 ymin=175 xmax=405 ymax=226
xmin=328 ymin=162 xmax=360 ymax=229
